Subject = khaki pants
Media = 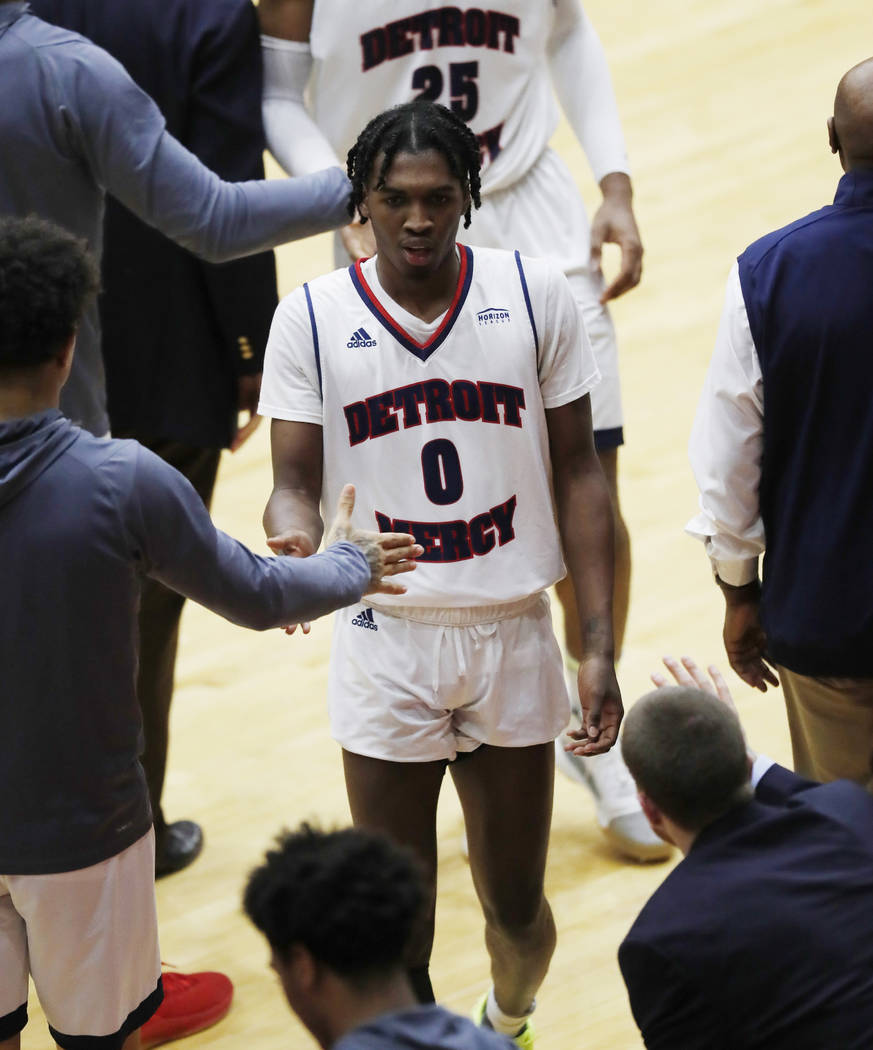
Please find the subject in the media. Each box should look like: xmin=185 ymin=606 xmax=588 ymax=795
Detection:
xmin=778 ymin=667 xmax=873 ymax=791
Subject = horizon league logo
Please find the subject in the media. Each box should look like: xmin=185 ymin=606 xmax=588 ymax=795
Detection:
xmin=476 ymin=306 xmax=510 ymax=326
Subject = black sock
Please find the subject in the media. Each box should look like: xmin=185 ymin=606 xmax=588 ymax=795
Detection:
xmin=407 ymin=965 xmax=435 ymax=1003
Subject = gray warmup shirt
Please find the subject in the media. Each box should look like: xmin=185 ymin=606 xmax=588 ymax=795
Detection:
xmin=0 ymin=2 xmax=350 ymax=436
xmin=334 ymin=1006 xmax=515 ymax=1050
xmin=0 ymin=411 xmax=370 ymax=874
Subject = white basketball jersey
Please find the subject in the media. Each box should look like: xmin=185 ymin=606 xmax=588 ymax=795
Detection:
xmin=260 ymin=246 xmax=599 ymax=608
xmin=308 ymin=2 xmax=559 ymax=193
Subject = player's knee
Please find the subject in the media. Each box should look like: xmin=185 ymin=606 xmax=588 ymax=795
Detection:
xmin=482 ymin=885 xmax=548 ymax=940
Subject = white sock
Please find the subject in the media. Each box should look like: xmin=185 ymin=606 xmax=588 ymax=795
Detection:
xmin=485 ymin=987 xmax=534 ymax=1036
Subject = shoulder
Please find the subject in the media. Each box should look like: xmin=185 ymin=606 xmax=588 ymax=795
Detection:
xmin=738 ymin=204 xmax=835 ymax=275
xmin=469 ymin=245 xmax=564 ymax=297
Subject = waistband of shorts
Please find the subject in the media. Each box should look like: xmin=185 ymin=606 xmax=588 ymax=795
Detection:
xmin=368 ymin=592 xmax=544 ymax=626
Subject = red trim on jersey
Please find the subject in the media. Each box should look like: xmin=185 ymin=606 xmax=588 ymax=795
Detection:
xmin=351 ymin=245 xmax=472 ymax=359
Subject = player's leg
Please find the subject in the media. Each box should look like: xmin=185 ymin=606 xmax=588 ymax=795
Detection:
xmin=11 ymin=832 xmax=162 ymax=1050
xmin=0 ymin=878 xmax=28 ymax=1050
xmin=450 ymin=743 xmax=555 ymax=1030
xmin=342 ymin=750 xmax=446 ymax=1001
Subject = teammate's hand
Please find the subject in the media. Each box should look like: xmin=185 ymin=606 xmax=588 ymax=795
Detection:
xmin=339 ymin=217 xmax=376 ymax=262
xmin=231 ymin=372 xmax=262 ymax=452
xmin=590 ymin=173 xmax=643 ymax=303
xmin=565 ymin=653 xmax=623 ymax=755
xmin=325 ymin=484 xmax=422 ymax=596
xmin=266 ymin=528 xmax=316 ymax=635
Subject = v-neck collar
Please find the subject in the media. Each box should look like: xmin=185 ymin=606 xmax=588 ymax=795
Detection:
xmin=348 ymin=244 xmax=474 ymax=362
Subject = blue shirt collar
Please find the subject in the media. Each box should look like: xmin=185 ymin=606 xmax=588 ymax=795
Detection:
xmin=834 ymin=169 xmax=873 ymax=207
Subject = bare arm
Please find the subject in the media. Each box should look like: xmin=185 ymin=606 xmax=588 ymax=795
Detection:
xmin=257 ymin=0 xmax=314 ymax=38
xmin=264 ymin=420 xmax=421 ymax=633
xmin=263 ymin=418 xmax=325 ymax=556
xmin=547 ymin=395 xmax=622 ymax=752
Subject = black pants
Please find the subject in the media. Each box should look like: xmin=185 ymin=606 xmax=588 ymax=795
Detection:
xmin=124 ymin=436 xmax=221 ymax=838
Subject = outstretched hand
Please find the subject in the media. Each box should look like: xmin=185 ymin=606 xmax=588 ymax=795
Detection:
xmin=651 ymin=655 xmax=737 ymax=714
xmin=652 ymin=655 xmax=755 ymax=755
xmin=325 ymin=484 xmax=421 ymax=596
xmin=564 ymin=654 xmax=623 ymax=756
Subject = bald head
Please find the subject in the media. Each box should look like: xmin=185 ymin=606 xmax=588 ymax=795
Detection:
xmin=830 ymin=58 xmax=873 ymax=170
xmin=621 ymin=686 xmax=751 ymax=833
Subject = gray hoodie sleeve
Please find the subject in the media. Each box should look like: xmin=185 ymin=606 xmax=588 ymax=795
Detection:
xmin=53 ymin=39 xmax=350 ymax=262
xmin=126 ymin=444 xmax=369 ymax=630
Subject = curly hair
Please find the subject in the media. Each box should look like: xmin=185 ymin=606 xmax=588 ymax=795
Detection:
xmin=0 ymin=215 xmax=99 ymax=370
xmin=243 ymin=823 xmax=425 ymax=980
xmin=347 ymin=100 xmax=482 ymax=229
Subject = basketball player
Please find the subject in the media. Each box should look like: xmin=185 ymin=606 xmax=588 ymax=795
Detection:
xmin=258 ymin=0 xmax=666 ymax=861
xmin=259 ymin=100 xmax=620 ymax=1045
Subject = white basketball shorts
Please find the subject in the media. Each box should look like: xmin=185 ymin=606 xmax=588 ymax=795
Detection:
xmin=327 ymin=592 xmax=570 ymax=762
xmin=0 ymin=830 xmax=162 ymax=1050
xmin=333 ymin=146 xmax=623 ymax=448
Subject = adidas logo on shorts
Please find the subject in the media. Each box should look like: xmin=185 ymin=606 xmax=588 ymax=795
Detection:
xmin=347 ymin=327 xmax=377 ymax=348
xmin=351 ymin=607 xmax=378 ymax=631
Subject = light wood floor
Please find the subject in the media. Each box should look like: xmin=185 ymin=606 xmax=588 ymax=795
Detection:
xmin=21 ymin=3 xmax=869 ymax=1048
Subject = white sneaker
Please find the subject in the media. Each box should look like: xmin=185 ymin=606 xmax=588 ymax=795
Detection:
xmin=555 ymin=737 xmax=673 ymax=863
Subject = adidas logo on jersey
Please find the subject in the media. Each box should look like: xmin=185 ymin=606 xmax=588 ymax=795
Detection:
xmin=476 ymin=306 xmax=510 ymax=326
xmin=347 ymin=327 xmax=377 ymax=348
xmin=351 ymin=607 xmax=378 ymax=631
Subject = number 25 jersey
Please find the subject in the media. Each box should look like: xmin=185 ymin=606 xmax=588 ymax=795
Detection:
xmin=259 ymin=245 xmax=599 ymax=608
xmin=308 ymin=1 xmax=562 ymax=194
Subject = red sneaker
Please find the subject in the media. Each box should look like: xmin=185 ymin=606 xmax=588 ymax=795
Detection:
xmin=141 ymin=971 xmax=234 ymax=1049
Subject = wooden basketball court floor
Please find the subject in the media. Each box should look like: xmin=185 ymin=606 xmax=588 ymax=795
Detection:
xmin=20 ymin=2 xmax=868 ymax=1047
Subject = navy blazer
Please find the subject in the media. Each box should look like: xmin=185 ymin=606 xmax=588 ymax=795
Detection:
xmin=619 ymin=764 xmax=873 ymax=1048
xmin=32 ymin=0 xmax=279 ymax=448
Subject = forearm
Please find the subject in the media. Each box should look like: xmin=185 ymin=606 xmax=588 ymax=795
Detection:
xmin=264 ymin=485 xmax=324 ymax=548
xmin=144 ymin=135 xmax=349 ymax=261
xmin=261 ymin=35 xmax=343 ymax=176
xmin=548 ymin=3 xmax=629 ymax=183
xmin=556 ymin=461 xmax=615 ymax=658
xmin=132 ymin=450 xmax=365 ymax=628
xmin=687 ymin=266 xmax=765 ymax=584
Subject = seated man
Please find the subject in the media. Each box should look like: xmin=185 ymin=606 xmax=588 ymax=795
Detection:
xmin=0 ymin=215 xmax=419 ymax=1050
xmin=244 ymin=823 xmax=514 ymax=1049
xmin=616 ymin=657 xmax=873 ymax=1049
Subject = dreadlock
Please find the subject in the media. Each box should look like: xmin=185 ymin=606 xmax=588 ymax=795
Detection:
xmin=347 ymin=100 xmax=482 ymax=229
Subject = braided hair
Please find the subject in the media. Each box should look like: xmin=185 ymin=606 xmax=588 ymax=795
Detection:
xmin=347 ymin=100 xmax=482 ymax=228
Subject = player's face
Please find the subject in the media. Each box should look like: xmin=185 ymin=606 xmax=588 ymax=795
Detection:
xmin=361 ymin=149 xmax=469 ymax=281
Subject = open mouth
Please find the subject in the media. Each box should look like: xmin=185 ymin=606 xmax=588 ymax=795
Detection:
xmin=401 ymin=243 xmax=433 ymax=264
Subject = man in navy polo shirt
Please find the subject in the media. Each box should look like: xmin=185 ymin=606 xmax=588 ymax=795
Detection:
xmin=687 ymin=57 xmax=873 ymax=790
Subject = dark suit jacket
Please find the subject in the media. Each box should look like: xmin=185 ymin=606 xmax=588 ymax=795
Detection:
xmin=32 ymin=0 xmax=278 ymax=448
xmin=619 ymin=764 xmax=873 ymax=1049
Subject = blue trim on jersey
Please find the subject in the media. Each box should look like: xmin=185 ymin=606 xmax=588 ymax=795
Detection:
xmin=514 ymin=250 xmax=539 ymax=354
xmin=303 ymin=282 xmax=322 ymax=393
xmin=348 ymin=245 xmax=474 ymax=362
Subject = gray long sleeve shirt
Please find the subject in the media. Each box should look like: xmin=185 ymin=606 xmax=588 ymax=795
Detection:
xmin=0 ymin=2 xmax=350 ymax=435
xmin=0 ymin=411 xmax=369 ymax=874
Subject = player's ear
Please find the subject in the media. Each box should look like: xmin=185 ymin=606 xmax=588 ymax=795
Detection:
xmin=358 ymin=194 xmax=371 ymax=222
